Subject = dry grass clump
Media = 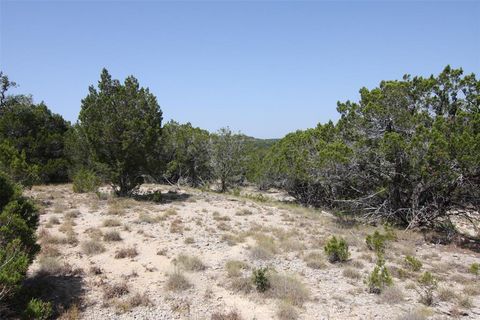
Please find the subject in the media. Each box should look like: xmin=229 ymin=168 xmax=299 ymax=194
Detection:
xmin=103 ymin=282 xmax=130 ymax=300
xmin=225 ymin=260 xmax=249 ymax=278
xmin=85 ymin=227 xmax=103 ymax=240
xmin=48 ymin=216 xmax=60 ymax=225
xmin=249 ymin=246 xmax=273 ymax=260
xmin=250 ymin=234 xmax=278 ymax=260
xmin=276 ymin=301 xmax=298 ymax=320
xmin=457 ymin=295 xmax=473 ymax=309
xmin=103 ymin=230 xmax=122 ymax=242
xmin=175 ymin=254 xmax=206 ymax=271
xmin=103 ymin=218 xmax=121 ymax=227
xmin=170 ymin=218 xmax=184 ymax=234
xmin=115 ymin=247 xmax=138 ymax=259
xmin=213 ymin=211 xmax=231 ymax=221
xmin=303 ymin=252 xmax=326 ymax=269
xmin=59 ymin=219 xmax=76 ymax=234
xmin=54 ymin=202 xmax=68 ymax=213
xmin=107 ymin=199 xmax=126 ymax=215
xmin=211 ymin=310 xmax=243 ymax=320
xmin=59 ymin=304 xmax=80 ymax=320
xmin=236 ymin=209 xmax=253 ymax=216
xmin=379 ymin=286 xmax=405 ymax=304
xmin=268 ymin=273 xmax=309 ymax=307
xmin=184 ymin=237 xmax=195 ymax=244
xmin=395 ymin=310 xmax=427 ymax=320
xmin=40 ymin=244 xmax=61 ymax=258
xmin=37 ymin=256 xmax=69 ymax=275
xmin=166 ymin=270 xmax=192 ymax=291
xmin=65 ymin=210 xmax=80 ymax=219
xmin=116 ymin=292 xmax=153 ymax=313
xmin=463 ymin=284 xmax=480 ymax=296
xmin=280 ymin=238 xmax=305 ymax=252
xmin=81 ymin=239 xmax=106 ymax=255
xmin=342 ymin=267 xmax=361 ymax=280
xmin=137 ymin=212 xmax=159 ymax=224
xmin=229 ymin=276 xmax=253 ymax=294
xmin=38 ymin=228 xmax=65 ymax=244
xmin=437 ymin=286 xmax=458 ymax=301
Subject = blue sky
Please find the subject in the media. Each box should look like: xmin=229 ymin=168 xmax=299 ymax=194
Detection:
xmin=1 ymin=1 xmax=479 ymax=138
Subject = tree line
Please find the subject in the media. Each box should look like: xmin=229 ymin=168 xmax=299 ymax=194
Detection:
xmin=0 ymin=67 xmax=478 ymax=312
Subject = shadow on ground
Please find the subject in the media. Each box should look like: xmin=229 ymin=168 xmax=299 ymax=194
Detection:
xmin=23 ymin=273 xmax=85 ymax=317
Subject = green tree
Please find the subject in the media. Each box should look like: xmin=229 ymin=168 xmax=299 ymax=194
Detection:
xmin=77 ymin=69 xmax=163 ymax=196
xmin=0 ymin=73 xmax=70 ymax=183
xmin=0 ymin=173 xmax=39 ymax=307
xmin=162 ymin=121 xmax=211 ymax=187
xmin=211 ymin=127 xmax=246 ymax=192
xmin=261 ymin=66 xmax=479 ymax=228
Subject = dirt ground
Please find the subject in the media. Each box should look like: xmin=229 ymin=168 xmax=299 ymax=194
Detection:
xmin=25 ymin=184 xmax=480 ymax=320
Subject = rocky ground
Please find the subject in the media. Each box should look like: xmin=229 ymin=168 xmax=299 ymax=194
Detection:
xmin=25 ymin=184 xmax=479 ymax=320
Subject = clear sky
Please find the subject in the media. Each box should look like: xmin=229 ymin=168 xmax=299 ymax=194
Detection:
xmin=1 ymin=1 xmax=479 ymax=138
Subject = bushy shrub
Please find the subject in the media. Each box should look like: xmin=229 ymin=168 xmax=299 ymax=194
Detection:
xmin=366 ymin=261 xmax=393 ymax=294
xmin=469 ymin=263 xmax=479 ymax=276
xmin=324 ymin=236 xmax=349 ymax=263
xmin=23 ymin=298 xmax=53 ymax=320
xmin=0 ymin=173 xmax=39 ymax=304
xmin=252 ymin=267 xmax=270 ymax=292
xmin=417 ymin=271 xmax=437 ymax=305
xmin=404 ymin=256 xmax=422 ymax=272
xmin=72 ymin=169 xmax=100 ymax=193
xmin=365 ymin=231 xmax=387 ymax=255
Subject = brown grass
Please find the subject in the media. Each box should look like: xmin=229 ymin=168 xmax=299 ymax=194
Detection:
xmin=103 ymin=230 xmax=122 ymax=242
xmin=303 ymin=252 xmax=326 ymax=269
xmin=103 ymin=282 xmax=129 ymax=300
xmin=268 ymin=273 xmax=309 ymax=307
xmin=379 ymin=286 xmax=404 ymax=304
xmin=211 ymin=310 xmax=243 ymax=320
xmin=115 ymin=247 xmax=138 ymax=259
xmin=166 ymin=270 xmax=192 ymax=291
xmin=81 ymin=239 xmax=106 ymax=255
xmin=276 ymin=301 xmax=298 ymax=320
xmin=175 ymin=254 xmax=206 ymax=271
xmin=225 ymin=260 xmax=248 ymax=278
xmin=103 ymin=218 xmax=121 ymax=227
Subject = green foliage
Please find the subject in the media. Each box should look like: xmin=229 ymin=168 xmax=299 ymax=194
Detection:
xmin=404 ymin=255 xmax=422 ymax=272
xmin=324 ymin=236 xmax=349 ymax=263
xmin=469 ymin=263 xmax=479 ymax=276
xmin=211 ymin=127 xmax=246 ymax=192
xmin=366 ymin=260 xmax=393 ymax=294
xmin=0 ymin=173 xmax=39 ymax=304
xmin=0 ymin=90 xmax=70 ymax=183
xmin=23 ymin=298 xmax=52 ymax=320
xmin=161 ymin=121 xmax=211 ymax=187
xmin=72 ymin=168 xmax=101 ymax=193
xmin=259 ymin=67 xmax=480 ymax=228
xmin=417 ymin=271 xmax=437 ymax=305
xmin=76 ymin=69 xmax=163 ymax=196
xmin=0 ymin=142 xmax=39 ymax=187
xmin=252 ymin=267 xmax=270 ymax=292
xmin=365 ymin=231 xmax=387 ymax=255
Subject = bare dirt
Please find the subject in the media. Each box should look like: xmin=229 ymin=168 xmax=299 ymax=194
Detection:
xmin=26 ymin=184 xmax=480 ymax=320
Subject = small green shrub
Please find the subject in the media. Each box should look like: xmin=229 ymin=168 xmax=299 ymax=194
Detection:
xmin=417 ymin=271 xmax=437 ymax=306
xmin=365 ymin=231 xmax=387 ymax=255
xmin=366 ymin=261 xmax=393 ymax=294
xmin=252 ymin=267 xmax=270 ymax=292
xmin=324 ymin=236 xmax=349 ymax=263
xmin=469 ymin=263 xmax=479 ymax=276
xmin=72 ymin=169 xmax=100 ymax=193
xmin=404 ymin=256 xmax=422 ymax=272
xmin=23 ymin=298 xmax=53 ymax=320
xmin=151 ymin=191 xmax=162 ymax=203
